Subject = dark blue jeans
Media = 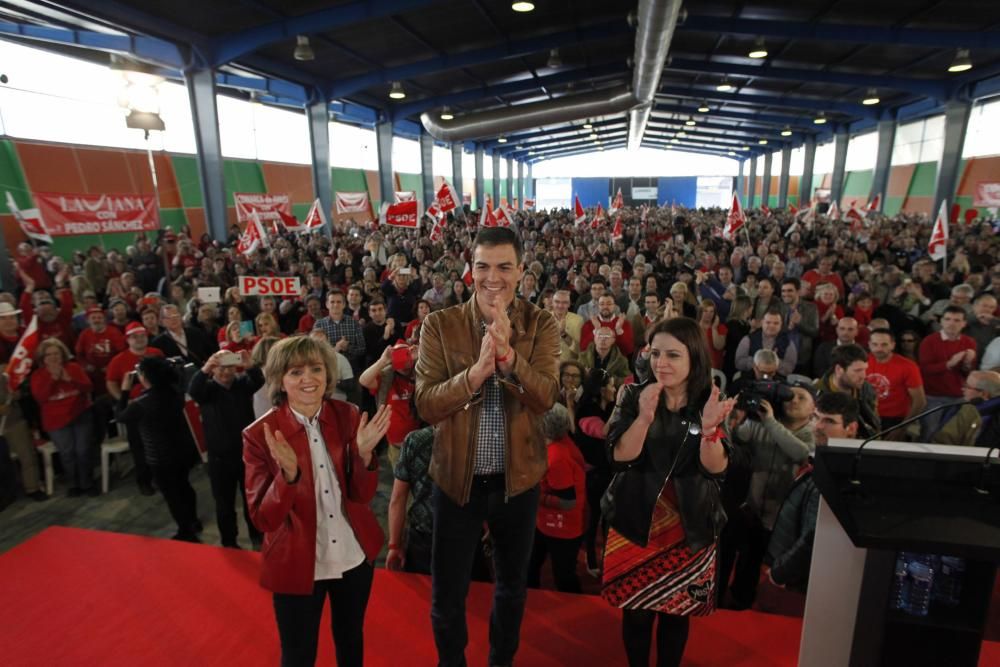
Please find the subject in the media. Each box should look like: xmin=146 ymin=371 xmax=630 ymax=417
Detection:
xmin=431 ymin=476 xmax=540 ymax=667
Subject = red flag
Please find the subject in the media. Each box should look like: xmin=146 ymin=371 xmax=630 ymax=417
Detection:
xmin=6 ymin=314 xmax=39 ymax=392
xmin=380 ymin=200 xmax=420 ymax=228
xmin=461 ymin=262 xmax=473 ymax=286
xmin=845 ymin=204 xmax=864 ymax=231
xmin=867 ymin=194 xmax=881 ymax=213
xmin=493 ymin=206 xmax=513 ymax=227
xmin=523 ymin=198 xmax=535 ymax=210
xmin=610 ymin=188 xmax=624 ymax=215
xmin=436 ymin=180 xmax=460 ymax=213
xmin=760 ymin=203 xmax=771 ymax=218
xmin=964 ymin=208 xmax=979 ymax=225
xmin=574 ymin=195 xmax=586 ymax=226
xmin=723 ymin=192 xmax=745 ymax=240
xmin=828 ymin=200 xmax=841 ymax=220
xmin=928 ymin=200 xmax=949 ymax=261
xmin=479 ymin=206 xmax=498 ymax=227
xmin=950 ymin=203 xmax=961 ymax=225
xmin=300 ymin=199 xmax=327 ymax=231
xmin=611 ymin=216 xmax=623 ymax=242
xmin=427 ymin=204 xmax=445 ymax=242
xmin=485 ymin=193 xmax=493 ymax=213
xmin=236 ymin=213 xmax=267 ymax=256
xmin=595 ymin=202 xmax=605 ymax=220
xmin=789 ymin=204 xmax=799 ymax=216
xmin=640 ymin=204 xmax=648 ymax=224
xmin=5 ymin=192 xmax=51 ymax=243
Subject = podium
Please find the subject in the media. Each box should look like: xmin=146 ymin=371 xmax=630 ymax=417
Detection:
xmin=800 ymin=438 xmax=1000 ymax=667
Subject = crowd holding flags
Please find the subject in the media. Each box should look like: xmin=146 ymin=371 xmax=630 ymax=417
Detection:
xmin=5 ymin=192 xmax=51 ymax=244
xmin=236 ymin=211 xmax=269 ymax=256
xmin=610 ymin=188 xmax=624 ymax=214
xmin=928 ymin=199 xmax=949 ymax=263
xmin=723 ymin=191 xmax=746 ymax=240
xmin=574 ymin=195 xmax=586 ymax=226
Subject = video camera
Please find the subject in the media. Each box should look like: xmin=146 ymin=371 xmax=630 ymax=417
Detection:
xmin=736 ymin=377 xmax=795 ymax=418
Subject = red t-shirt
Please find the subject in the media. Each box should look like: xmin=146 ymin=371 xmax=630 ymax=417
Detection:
xmin=866 ymin=353 xmax=923 ymax=419
xmin=298 ymin=313 xmax=317 ymax=333
xmin=106 ymin=347 xmax=165 ymax=399
xmin=537 ymin=436 xmax=587 ymax=539
xmin=30 ymin=362 xmax=92 ymax=432
xmin=802 ymin=270 xmax=845 ymax=302
xmin=703 ymin=323 xmax=728 ymax=370
xmin=372 ymin=373 xmax=420 ymax=446
xmin=919 ymin=333 xmax=977 ymax=397
xmin=75 ymin=327 xmax=126 ymax=394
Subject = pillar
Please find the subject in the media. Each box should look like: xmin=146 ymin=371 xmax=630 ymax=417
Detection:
xmin=307 ymin=98 xmax=332 ymax=235
xmin=778 ymin=145 xmax=792 ymax=209
xmin=184 ymin=68 xmax=227 ymax=241
xmin=419 ymin=131 xmax=435 ymax=211
xmin=474 ymin=144 xmax=484 ymax=210
xmin=748 ymin=156 xmax=758 ymax=206
xmin=800 ymin=136 xmax=817 ymax=205
xmin=870 ymin=117 xmax=897 ymax=212
xmin=933 ymin=100 xmax=973 ymax=219
xmin=830 ymin=126 xmax=849 ymax=209
xmin=762 ymin=151 xmax=773 ymax=208
xmin=375 ymin=121 xmax=394 ymax=209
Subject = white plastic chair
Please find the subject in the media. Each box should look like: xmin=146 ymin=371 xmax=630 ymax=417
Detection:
xmin=711 ymin=368 xmax=727 ymax=393
xmin=38 ymin=441 xmax=57 ymax=496
xmin=100 ymin=436 xmax=131 ymax=494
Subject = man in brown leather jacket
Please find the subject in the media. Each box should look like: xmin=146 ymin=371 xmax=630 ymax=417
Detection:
xmin=415 ymin=226 xmax=559 ymax=667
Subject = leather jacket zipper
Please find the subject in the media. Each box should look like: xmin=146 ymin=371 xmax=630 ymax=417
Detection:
xmin=461 ymin=400 xmax=482 ymax=505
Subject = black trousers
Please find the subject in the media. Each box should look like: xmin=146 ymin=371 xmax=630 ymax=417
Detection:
xmin=622 ymin=610 xmax=690 ymax=667
xmin=584 ymin=468 xmax=612 ymax=569
xmin=207 ymin=452 xmax=261 ymax=547
xmin=272 ymin=562 xmax=374 ymax=667
xmin=527 ymin=530 xmax=583 ymax=593
xmin=405 ymin=527 xmax=433 ymax=575
xmin=151 ymin=461 xmax=198 ymax=537
xmin=728 ymin=516 xmax=772 ymax=607
xmin=125 ymin=421 xmax=153 ymax=488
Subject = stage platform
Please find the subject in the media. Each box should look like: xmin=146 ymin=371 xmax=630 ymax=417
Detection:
xmin=1 ymin=527 xmax=997 ymax=666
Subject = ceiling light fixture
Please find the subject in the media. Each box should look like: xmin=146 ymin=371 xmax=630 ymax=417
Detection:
xmin=676 ymin=131 xmax=687 ymax=138
xmin=728 ymin=150 xmax=737 ymax=156
xmin=293 ymin=35 xmax=315 ymax=61
xmin=948 ymin=48 xmax=972 ymax=73
xmin=697 ymin=101 xmax=710 ymax=113
xmin=547 ymin=49 xmax=562 ymax=68
xmin=589 ymin=132 xmax=598 ymax=140
xmin=511 ymin=1 xmax=535 ymax=12
xmin=741 ymin=145 xmax=750 ymax=151
xmin=814 ymin=112 xmax=827 ymax=125
xmin=497 ymin=136 xmax=507 ymax=143
xmin=685 ymin=116 xmax=696 ymax=126
xmin=781 ymin=126 xmax=792 ymax=137
xmin=582 ymin=120 xmax=593 ymax=129
xmin=717 ymin=77 xmax=734 ymax=92
xmin=748 ymin=37 xmax=768 ymax=59
xmin=862 ymin=88 xmax=880 ymax=105
xmin=758 ymin=138 xmax=768 ymax=145
xmin=439 ymin=107 xmax=454 ymax=120
xmin=389 ymin=81 xmax=406 ymax=99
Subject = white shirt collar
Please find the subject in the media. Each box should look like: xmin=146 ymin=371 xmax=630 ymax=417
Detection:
xmin=290 ymin=405 xmax=322 ymax=427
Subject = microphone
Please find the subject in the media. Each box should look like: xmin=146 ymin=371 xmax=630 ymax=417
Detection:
xmin=849 ymin=399 xmax=971 ymax=486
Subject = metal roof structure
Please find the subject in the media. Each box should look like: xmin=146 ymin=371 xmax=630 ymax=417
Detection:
xmin=1 ymin=0 xmax=999 ymax=164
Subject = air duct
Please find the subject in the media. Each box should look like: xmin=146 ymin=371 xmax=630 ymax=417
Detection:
xmin=419 ymin=0 xmax=682 ymax=147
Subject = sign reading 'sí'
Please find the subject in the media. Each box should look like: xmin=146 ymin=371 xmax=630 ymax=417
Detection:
xmin=33 ymin=192 xmax=160 ymax=235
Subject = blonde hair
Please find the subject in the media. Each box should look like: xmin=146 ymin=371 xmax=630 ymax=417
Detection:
xmin=251 ymin=335 xmax=280 ymax=369
xmin=36 ymin=337 xmax=71 ymax=363
xmin=225 ymin=320 xmax=242 ymax=343
xmin=263 ymin=335 xmax=339 ymax=406
xmin=255 ymin=312 xmax=278 ymax=336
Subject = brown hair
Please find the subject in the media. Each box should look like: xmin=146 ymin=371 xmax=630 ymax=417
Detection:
xmin=646 ymin=317 xmax=713 ymax=409
xmin=263 ymin=335 xmax=339 ymax=406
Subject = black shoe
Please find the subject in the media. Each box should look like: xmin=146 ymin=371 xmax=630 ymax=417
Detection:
xmin=138 ymin=482 xmax=155 ymax=496
xmin=67 ymin=487 xmax=82 ymax=498
xmin=28 ymin=490 xmax=49 ymax=502
xmin=222 ymin=542 xmax=242 ymax=550
xmin=171 ymin=532 xmax=202 ymax=543
xmin=191 ymin=519 xmax=204 ymax=534
xmin=85 ymin=486 xmax=100 ymax=497
xmin=0 ymin=496 xmax=14 ymax=512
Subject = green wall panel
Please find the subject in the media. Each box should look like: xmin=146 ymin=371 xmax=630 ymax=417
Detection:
xmin=908 ymin=162 xmax=937 ymax=197
xmin=0 ymin=139 xmax=31 ymax=210
xmin=160 ymin=208 xmax=187 ymax=233
xmin=398 ymin=173 xmax=423 ymax=204
xmin=787 ymin=195 xmax=799 ymax=206
xmin=223 ymin=160 xmax=266 ymax=206
xmin=171 ymin=155 xmax=203 ymax=208
xmin=484 ymin=179 xmax=494 ymax=204
xmin=842 ymin=169 xmax=873 ymax=198
xmin=331 ymin=167 xmax=367 ymax=193
xmin=291 ymin=202 xmax=312 ymax=221
xmin=884 ymin=196 xmax=905 ymax=217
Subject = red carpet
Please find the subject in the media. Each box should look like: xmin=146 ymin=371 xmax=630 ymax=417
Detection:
xmin=0 ymin=527 xmax=996 ymax=666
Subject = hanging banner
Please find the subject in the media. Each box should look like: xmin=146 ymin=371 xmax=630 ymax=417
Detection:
xmin=974 ymin=183 xmax=1000 ymax=207
xmin=380 ymin=200 xmax=420 ymax=228
xmin=394 ymin=191 xmax=417 ymax=203
xmin=233 ymin=192 xmax=291 ymax=223
xmin=335 ymin=191 xmax=371 ymax=215
xmin=33 ymin=192 xmax=159 ymax=236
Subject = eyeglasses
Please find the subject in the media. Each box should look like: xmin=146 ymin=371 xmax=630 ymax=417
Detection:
xmin=901 ymin=338 xmax=916 ymax=343
xmin=963 ymin=384 xmax=984 ymax=392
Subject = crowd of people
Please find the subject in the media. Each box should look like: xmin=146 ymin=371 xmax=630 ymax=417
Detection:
xmin=2 ymin=198 xmax=998 ymax=666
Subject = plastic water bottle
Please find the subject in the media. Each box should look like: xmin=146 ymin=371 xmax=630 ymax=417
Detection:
xmin=905 ymin=560 xmax=935 ymax=617
xmin=932 ymin=556 xmax=966 ymax=606
xmin=890 ymin=556 xmax=911 ymax=611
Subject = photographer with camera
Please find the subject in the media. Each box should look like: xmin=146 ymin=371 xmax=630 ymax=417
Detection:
xmin=721 ymin=378 xmax=816 ymax=610
xmin=188 ymin=349 xmax=265 ymax=549
xmin=116 ymin=356 xmax=201 ymax=542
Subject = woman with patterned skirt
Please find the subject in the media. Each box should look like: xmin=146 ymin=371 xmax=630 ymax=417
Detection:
xmin=600 ymin=318 xmax=736 ymax=666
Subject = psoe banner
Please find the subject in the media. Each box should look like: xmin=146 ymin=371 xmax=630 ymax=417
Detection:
xmin=238 ymin=275 xmax=301 ymax=297
xmin=34 ymin=192 xmax=159 ymax=236
xmin=974 ymin=182 xmax=1000 ymax=207
xmin=233 ymin=192 xmax=291 ymax=223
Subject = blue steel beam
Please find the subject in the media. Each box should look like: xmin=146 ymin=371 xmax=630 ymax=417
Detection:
xmin=643 ymin=141 xmax=749 ymax=160
xmin=666 ymin=57 xmax=949 ymax=100
xmin=505 ymin=131 xmax=630 ymax=157
xmin=327 ymin=20 xmax=631 ymax=98
xmin=652 ymin=104 xmax=828 ymax=131
xmin=647 ymin=119 xmax=803 ymax=142
xmin=528 ymin=141 xmax=627 ymax=162
xmin=483 ymin=118 xmax=628 ymax=149
xmin=212 ymin=0 xmax=441 ymax=66
xmin=390 ymin=63 xmax=629 ymax=121
xmin=644 ymin=136 xmax=758 ymax=155
xmin=0 ymin=19 xmax=184 ymax=68
xmin=678 ymin=15 xmax=998 ymax=50
xmin=656 ymin=86 xmax=878 ymax=119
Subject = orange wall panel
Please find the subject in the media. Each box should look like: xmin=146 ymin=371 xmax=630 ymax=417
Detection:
xmin=957 ymin=156 xmax=1000 ymax=196
xmin=887 ymin=164 xmax=916 ymax=198
xmin=123 ymin=152 xmax=184 ymax=209
xmin=788 ymin=175 xmax=800 ymax=197
xmin=0 ymin=213 xmax=28 ymax=251
xmin=261 ymin=162 xmax=313 ymax=203
xmin=901 ymin=196 xmax=933 ymax=216
xmin=16 ymin=142 xmax=87 ymax=193
xmin=364 ymin=170 xmax=381 ymax=205
xmin=184 ymin=208 xmax=208 ymax=242
xmin=73 ymin=147 xmax=135 ymax=193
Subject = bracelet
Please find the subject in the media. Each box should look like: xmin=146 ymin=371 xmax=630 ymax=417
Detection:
xmin=387 ymin=543 xmax=400 ymax=550
xmin=496 ymin=348 xmax=513 ymax=363
xmin=701 ymin=427 xmax=722 ymax=441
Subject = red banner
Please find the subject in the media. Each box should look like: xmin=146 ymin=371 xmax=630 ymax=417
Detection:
xmin=34 ymin=192 xmax=159 ymax=236
xmin=335 ymin=191 xmax=371 ymax=215
xmin=233 ymin=192 xmax=291 ymax=223
xmin=974 ymin=182 xmax=1000 ymax=207
xmin=7 ymin=315 xmax=38 ymax=391
xmin=380 ymin=200 xmax=419 ymax=228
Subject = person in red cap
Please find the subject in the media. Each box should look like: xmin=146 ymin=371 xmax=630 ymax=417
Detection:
xmin=76 ymin=306 xmax=126 ymax=452
xmin=358 ymin=339 xmax=421 ymax=470
xmin=105 ymin=322 xmax=164 ymax=495
xmin=18 ymin=266 xmax=76 ymax=349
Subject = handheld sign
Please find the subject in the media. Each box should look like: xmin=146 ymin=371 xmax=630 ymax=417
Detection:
xmin=197 ymin=287 xmax=221 ymax=303
xmin=238 ymin=276 xmax=301 ymax=297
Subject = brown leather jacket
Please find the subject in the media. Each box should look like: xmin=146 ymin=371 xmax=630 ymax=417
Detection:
xmin=415 ymin=296 xmax=560 ymax=505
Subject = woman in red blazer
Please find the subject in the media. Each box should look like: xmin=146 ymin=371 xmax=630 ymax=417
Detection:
xmin=244 ymin=335 xmax=389 ymax=667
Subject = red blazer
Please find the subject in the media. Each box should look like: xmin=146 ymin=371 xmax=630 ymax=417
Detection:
xmin=243 ymin=399 xmax=382 ymax=595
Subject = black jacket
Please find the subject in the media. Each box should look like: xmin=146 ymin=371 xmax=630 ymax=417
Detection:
xmin=115 ymin=387 xmax=198 ymax=468
xmin=188 ymin=368 xmax=265 ymax=456
xmin=152 ymin=326 xmax=217 ymax=366
xmin=601 ymin=380 xmax=728 ymax=552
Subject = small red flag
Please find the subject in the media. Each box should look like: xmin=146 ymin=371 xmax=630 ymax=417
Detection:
xmin=574 ymin=195 xmax=586 ymax=227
